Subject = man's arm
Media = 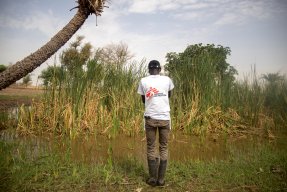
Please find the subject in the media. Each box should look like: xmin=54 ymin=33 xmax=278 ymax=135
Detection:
xmin=168 ymin=91 xmax=171 ymax=98
xmin=141 ymin=95 xmax=145 ymax=104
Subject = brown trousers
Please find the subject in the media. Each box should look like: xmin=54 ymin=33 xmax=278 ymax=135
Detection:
xmin=145 ymin=118 xmax=170 ymax=161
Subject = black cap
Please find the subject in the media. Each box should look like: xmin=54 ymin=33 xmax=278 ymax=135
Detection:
xmin=148 ymin=60 xmax=161 ymax=69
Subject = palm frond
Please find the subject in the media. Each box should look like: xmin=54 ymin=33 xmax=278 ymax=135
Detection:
xmin=77 ymin=0 xmax=108 ymax=15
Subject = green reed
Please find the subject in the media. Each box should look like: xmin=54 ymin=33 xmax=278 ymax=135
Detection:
xmin=16 ymin=54 xmax=287 ymax=136
xmin=169 ymin=54 xmax=287 ymax=134
xmin=17 ymin=59 xmax=146 ymax=137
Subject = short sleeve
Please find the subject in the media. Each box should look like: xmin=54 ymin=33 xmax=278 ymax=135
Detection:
xmin=137 ymin=80 xmax=144 ymax=95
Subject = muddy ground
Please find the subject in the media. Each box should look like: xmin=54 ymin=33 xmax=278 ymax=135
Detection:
xmin=0 ymin=87 xmax=43 ymax=111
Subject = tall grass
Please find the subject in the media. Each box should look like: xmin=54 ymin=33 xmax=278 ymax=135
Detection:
xmin=16 ymin=55 xmax=287 ymax=136
xmin=17 ymin=59 xmax=146 ymax=137
xmin=169 ymin=55 xmax=287 ymax=135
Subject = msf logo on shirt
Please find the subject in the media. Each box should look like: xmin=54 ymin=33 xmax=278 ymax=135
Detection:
xmin=146 ymin=87 xmax=159 ymax=100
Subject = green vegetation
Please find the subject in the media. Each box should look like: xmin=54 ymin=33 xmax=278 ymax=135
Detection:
xmin=1 ymin=138 xmax=286 ymax=191
xmin=39 ymin=65 xmax=64 ymax=87
xmin=165 ymin=44 xmax=287 ymax=134
xmin=17 ymin=37 xmax=144 ymax=137
xmin=0 ymin=112 xmax=10 ymax=130
xmin=0 ymin=64 xmax=7 ymax=73
xmin=14 ymin=40 xmax=287 ymax=137
xmin=21 ymin=74 xmax=32 ymax=87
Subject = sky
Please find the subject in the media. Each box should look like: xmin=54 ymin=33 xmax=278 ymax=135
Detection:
xmin=0 ymin=0 xmax=287 ymax=84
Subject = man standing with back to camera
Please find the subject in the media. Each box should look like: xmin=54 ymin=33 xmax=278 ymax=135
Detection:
xmin=137 ymin=60 xmax=174 ymax=187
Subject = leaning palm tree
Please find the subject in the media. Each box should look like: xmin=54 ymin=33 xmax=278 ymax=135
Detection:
xmin=0 ymin=0 xmax=108 ymax=90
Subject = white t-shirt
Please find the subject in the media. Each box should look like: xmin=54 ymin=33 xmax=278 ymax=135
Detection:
xmin=137 ymin=75 xmax=174 ymax=120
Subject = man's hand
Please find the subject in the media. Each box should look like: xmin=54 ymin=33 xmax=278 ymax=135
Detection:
xmin=141 ymin=95 xmax=145 ymax=104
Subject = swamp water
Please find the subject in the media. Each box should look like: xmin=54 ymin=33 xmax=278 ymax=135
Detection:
xmin=1 ymin=106 xmax=286 ymax=165
xmin=1 ymin=129 xmax=286 ymax=165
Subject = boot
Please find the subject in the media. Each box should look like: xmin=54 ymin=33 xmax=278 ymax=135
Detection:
xmin=146 ymin=159 xmax=158 ymax=187
xmin=157 ymin=160 xmax=167 ymax=186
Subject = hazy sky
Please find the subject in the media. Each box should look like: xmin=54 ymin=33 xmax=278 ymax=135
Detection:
xmin=0 ymin=0 xmax=287 ymax=83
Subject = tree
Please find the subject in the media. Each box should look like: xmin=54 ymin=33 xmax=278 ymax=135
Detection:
xmin=0 ymin=64 xmax=7 ymax=73
xmin=94 ymin=42 xmax=134 ymax=68
xmin=0 ymin=0 xmax=108 ymax=90
xmin=61 ymin=35 xmax=92 ymax=74
xmin=165 ymin=43 xmax=237 ymax=83
xmin=39 ymin=66 xmax=65 ymax=87
xmin=262 ymin=72 xmax=285 ymax=110
xmin=262 ymin=73 xmax=284 ymax=84
xmin=22 ymin=74 xmax=32 ymax=87
xmin=165 ymin=44 xmax=238 ymax=109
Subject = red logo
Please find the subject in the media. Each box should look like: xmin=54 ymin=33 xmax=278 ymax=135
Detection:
xmin=146 ymin=87 xmax=159 ymax=99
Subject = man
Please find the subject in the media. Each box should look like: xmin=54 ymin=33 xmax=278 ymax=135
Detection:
xmin=137 ymin=60 xmax=174 ymax=187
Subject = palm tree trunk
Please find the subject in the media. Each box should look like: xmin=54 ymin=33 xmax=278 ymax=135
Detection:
xmin=0 ymin=9 xmax=89 ymax=90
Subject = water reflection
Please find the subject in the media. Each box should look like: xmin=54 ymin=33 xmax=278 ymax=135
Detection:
xmin=7 ymin=107 xmax=19 ymax=119
xmin=0 ymin=107 xmax=20 ymax=120
xmin=68 ymin=135 xmax=147 ymax=164
xmin=57 ymin=134 xmax=230 ymax=164
xmin=0 ymin=106 xmax=32 ymax=122
xmin=1 ymin=130 xmax=284 ymax=165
